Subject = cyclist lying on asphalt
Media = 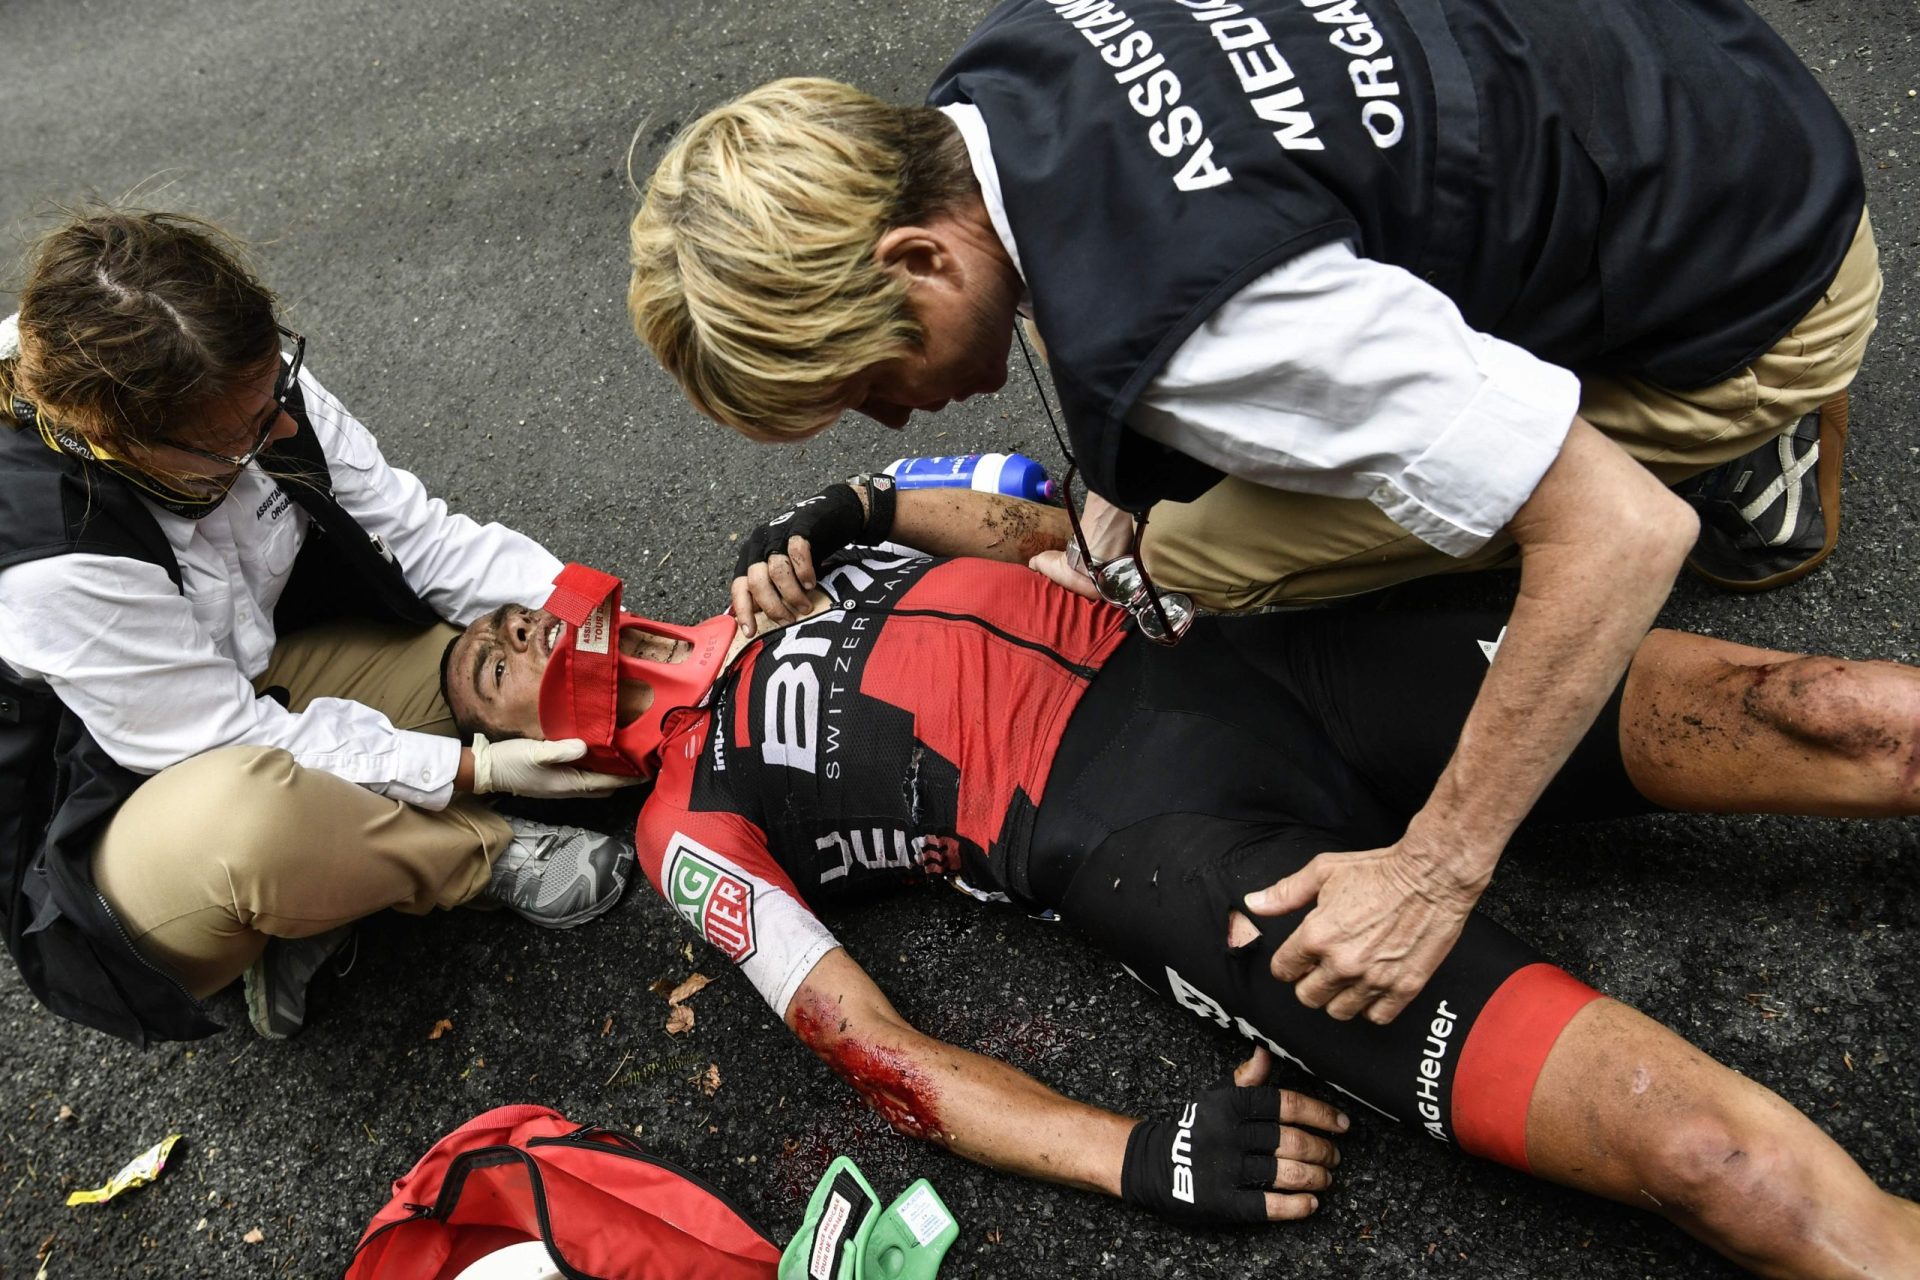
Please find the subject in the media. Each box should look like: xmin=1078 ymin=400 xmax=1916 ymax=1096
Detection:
xmin=444 ymin=482 xmax=1920 ymax=1276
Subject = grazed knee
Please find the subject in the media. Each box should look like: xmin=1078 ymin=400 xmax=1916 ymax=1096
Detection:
xmin=1637 ymin=1107 xmax=1820 ymax=1259
xmin=1743 ymin=657 xmax=1920 ymax=777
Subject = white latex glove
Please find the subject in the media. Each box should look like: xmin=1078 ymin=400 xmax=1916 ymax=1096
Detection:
xmin=469 ymin=734 xmax=646 ymax=798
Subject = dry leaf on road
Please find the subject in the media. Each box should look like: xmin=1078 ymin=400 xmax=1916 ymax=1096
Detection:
xmin=667 ymin=974 xmax=711 ymax=1005
xmin=428 ymin=1019 xmax=453 ymax=1041
xmin=666 ymin=1005 xmax=695 ymax=1035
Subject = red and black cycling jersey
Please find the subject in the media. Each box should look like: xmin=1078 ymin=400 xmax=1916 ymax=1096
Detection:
xmin=635 ymin=558 xmax=1641 ymax=1172
xmin=637 ymin=550 xmax=1126 ymax=1016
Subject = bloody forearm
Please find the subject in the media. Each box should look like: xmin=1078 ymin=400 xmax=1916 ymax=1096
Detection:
xmin=789 ymin=984 xmax=1130 ymax=1196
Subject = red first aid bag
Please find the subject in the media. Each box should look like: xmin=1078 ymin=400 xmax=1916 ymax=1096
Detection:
xmin=344 ymin=1104 xmax=782 ymax=1280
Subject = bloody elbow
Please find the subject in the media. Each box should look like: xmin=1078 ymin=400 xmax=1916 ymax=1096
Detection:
xmin=791 ymin=991 xmax=947 ymax=1143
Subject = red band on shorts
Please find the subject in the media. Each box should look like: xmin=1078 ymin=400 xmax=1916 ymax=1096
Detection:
xmin=1450 ymin=963 xmax=1602 ymax=1172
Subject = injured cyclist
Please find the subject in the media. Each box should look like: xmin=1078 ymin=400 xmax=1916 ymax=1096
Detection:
xmin=442 ymin=482 xmax=1920 ymax=1275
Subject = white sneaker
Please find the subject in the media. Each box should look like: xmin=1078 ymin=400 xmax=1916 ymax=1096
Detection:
xmin=483 ymin=816 xmax=633 ymax=929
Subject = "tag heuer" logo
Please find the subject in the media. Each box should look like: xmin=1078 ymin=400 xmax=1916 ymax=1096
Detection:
xmin=667 ymin=842 xmax=756 ymax=963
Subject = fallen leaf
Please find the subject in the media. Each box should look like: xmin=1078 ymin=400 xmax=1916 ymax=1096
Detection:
xmin=649 ymin=977 xmax=676 ymax=999
xmin=701 ymin=1064 xmax=722 ymax=1096
xmin=56 ymin=1105 xmax=74 ymax=1122
xmin=986 ymin=1227 xmax=1003 ymax=1244
xmin=668 ymin=974 xmax=712 ymax=1005
xmin=666 ymin=1005 xmax=695 ymax=1035
xmin=602 ymin=1015 xmax=614 ymax=1037
xmin=428 ymin=1019 xmax=453 ymax=1041
xmin=243 ymin=1227 xmax=265 ymax=1244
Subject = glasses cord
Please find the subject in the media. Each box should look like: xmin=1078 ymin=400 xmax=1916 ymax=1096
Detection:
xmin=1012 ymin=322 xmax=1183 ymax=642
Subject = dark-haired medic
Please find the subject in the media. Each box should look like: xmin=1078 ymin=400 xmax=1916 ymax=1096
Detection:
xmin=0 ymin=209 xmax=637 ymax=1045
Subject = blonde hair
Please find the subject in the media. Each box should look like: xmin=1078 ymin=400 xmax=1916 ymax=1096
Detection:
xmin=628 ymin=78 xmax=975 ymax=440
xmin=1 ymin=206 xmax=279 ymax=463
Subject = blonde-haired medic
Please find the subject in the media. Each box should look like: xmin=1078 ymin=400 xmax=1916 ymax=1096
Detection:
xmin=0 ymin=208 xmax=638 ymax=1045
xmin=629 ymin=2 xmax=1881 ymax=1056
xmin=628 ymin=77 xmax=982 ymax=440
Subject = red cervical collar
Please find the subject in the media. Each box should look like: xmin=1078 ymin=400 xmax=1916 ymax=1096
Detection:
xmin=536 ymin=564 xmax=736 ymax=779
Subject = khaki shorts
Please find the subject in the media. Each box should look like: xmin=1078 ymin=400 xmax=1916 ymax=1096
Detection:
xmin=1143 ymin=210 xmax=1883 ymax=609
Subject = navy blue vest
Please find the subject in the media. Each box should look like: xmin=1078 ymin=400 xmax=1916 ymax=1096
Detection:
xmin=929 ymin=0 xmax=1864 ymax=509
xmin=0 ymin=385 xmax=438 ymax=1045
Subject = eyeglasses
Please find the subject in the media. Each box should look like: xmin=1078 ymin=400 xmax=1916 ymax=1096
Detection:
xmin=1016 ymin=326 xmax=1194 ymax=646
xmin=18 ymin=325 xmax=305 ymax=518
xmin=1057 ymin=461 xmax=1195 ymax=645
xmin=167 ymin=326 xmax=304 ymax=469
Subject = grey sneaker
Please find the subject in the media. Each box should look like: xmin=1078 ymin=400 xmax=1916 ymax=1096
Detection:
xmin=244 ymin=926 xmax=355 ymax=1040
xmin=1677 ymin=390 xmax=1848 ymax=592
xmin=484 ymin=816 xmax=633 ymax=929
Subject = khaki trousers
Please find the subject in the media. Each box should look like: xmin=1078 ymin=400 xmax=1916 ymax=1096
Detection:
xmin=1142 ymin=210 xmax=1884 ymax=609
xmin=91 ymin=621 xmax=513 ymax=998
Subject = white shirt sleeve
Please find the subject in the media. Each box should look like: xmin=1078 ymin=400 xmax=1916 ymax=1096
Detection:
xmin=1129 ymin=241 xmax=1580 ymax=556
xmin=0 ymin=553 xmax=462 ymax=806
xmin=0 ymin=366 xmax=567 ymax=809
xmin=299 ymin=370 xmax=564 ymax=623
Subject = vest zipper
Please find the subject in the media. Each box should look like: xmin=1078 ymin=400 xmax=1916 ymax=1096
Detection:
xmin=94 ymin=889 xmax=206 ymax=1012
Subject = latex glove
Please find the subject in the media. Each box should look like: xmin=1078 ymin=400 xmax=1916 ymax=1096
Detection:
xmin=469 ymin=734 xmax=644 ymax=798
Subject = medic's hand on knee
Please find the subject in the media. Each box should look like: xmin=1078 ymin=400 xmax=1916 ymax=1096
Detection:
xmin=466 ymin=734 xmax=644 ymax=798
xmin=730 ymin=482 xmax=892 ymax=631
xmin=1119 ymin=1048 xmax=1346 ymax=1225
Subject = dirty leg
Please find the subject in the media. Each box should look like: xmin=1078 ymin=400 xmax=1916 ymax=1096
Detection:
xmin=1526 ymin=999 xmax=1920 ymax=1277
xmin=1620 ymin=629 xmax=1920 ymax=815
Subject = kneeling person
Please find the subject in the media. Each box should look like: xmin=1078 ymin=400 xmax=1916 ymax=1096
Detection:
xmin=444 ymin=493 xmax=1920 ymax=1273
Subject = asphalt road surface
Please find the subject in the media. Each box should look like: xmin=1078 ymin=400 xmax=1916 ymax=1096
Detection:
xmin=2 ymin=1 xmax=1916 ymax=1276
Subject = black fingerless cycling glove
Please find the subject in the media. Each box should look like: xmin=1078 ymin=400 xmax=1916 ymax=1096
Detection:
xmin=733 ymin=478 xmax=896 ymax=580
xmin=1119 ymin=1082 xmax=1283 ymax=1225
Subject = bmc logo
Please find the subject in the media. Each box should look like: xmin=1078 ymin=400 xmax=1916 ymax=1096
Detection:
xmin=667 ymin=841 xmax=757 ymax=963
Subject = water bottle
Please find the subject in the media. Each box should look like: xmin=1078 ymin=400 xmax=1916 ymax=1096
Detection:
xmin=883 ymin=452 xmax=1057 ymax=503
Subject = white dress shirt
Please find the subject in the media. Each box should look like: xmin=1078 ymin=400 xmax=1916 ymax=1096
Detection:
xmin=0 ymin=364 xmax=563 ymax=809
xmin=940 ymin=103 xmax=1580 ymax=556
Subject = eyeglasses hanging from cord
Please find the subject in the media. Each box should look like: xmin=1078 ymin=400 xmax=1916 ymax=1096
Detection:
xmin=1015 ymin=323 xmax=1195 ymax=645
